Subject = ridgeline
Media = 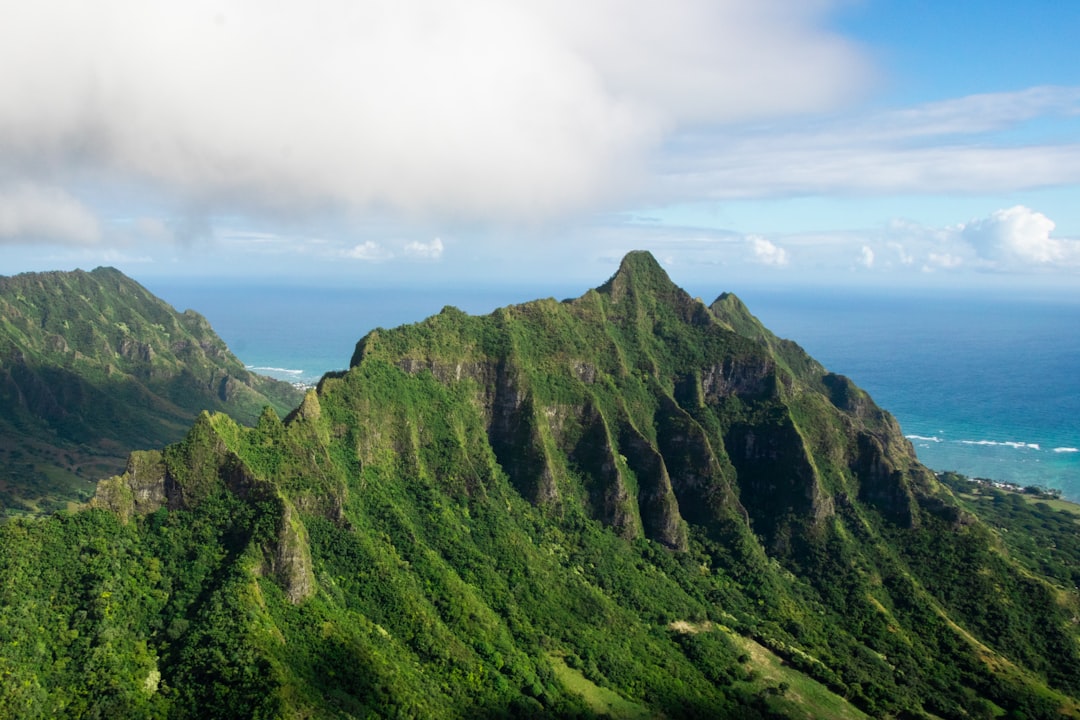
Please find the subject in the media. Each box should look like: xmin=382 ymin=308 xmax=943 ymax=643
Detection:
xmin=0 ymin=267 xmax=302 ymax=514
xmin=1 ymin=252 xmax=1076 ymax=718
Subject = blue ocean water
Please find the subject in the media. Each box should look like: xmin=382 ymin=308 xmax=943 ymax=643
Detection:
xmin=151 ymin=281 xmax=1080 ymax=500
xmin=734 ymin=287 xmax=1080 ymax=500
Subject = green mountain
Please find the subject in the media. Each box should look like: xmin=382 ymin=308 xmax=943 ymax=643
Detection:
xmin=0 ymin=267 xmax=303 ymax=514
xmin=1 ymin=251 xmax=1077 ymax=718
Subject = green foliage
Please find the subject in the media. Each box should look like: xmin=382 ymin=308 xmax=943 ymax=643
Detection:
xmin=0 ymin=267 xmax=303 ymax=514
xmin=2 ymin=253 xmax=1078 ymax=719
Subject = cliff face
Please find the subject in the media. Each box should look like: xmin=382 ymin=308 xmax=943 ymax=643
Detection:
xmin=92 ymin=411 xmax=316 ymax=604
xmin=66 ymin=250 xmax=1078 ymax=719
xmin=99 ymin=251 xmax=937 ymax=610
xmin=0 ymin=267 xmax=303 ymax=513
xmin=346 ymin=250 xmax=931 ymax=553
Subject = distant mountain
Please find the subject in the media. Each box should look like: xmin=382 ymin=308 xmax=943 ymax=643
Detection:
xmin=0 ymin=266 xmax=303 ymax=514
xmin=1 ymin=252 xmax=1076 ymax=718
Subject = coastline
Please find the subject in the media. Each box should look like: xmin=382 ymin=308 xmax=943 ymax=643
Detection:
xmin=938 ymin=471 xmax=1080 ymax=514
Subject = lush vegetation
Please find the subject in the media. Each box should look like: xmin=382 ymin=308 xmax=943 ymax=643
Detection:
xmin=0 ymin=267 xmax=302 ymax=515
xmin=0 ymin=252 xmax=1077 ymax=718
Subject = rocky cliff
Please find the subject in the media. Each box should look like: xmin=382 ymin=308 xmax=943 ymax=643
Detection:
xmin=49 ymin=250 xmax=1078 ymax=719
xmin=347 ymin=251 xmax=936 ymax=552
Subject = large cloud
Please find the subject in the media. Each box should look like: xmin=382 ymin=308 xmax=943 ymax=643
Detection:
xmin=0 ymin=1 xmax=867 ymax=234
xmin=0 ymin=184 xmax=101 ymax=245
xmin=960 ymin=206 xmax=1080 ymax=268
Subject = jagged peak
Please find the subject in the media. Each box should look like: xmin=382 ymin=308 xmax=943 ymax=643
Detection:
xmin=89 ymin=265 xmax=125 ymax=278
xmin=712 ymin=291 xmax=745 ymax=309
xmin=615 ymin=249 xmax=666 ymax=276
xmin=709 ymin=292 xmax=764 ymax=335
xmin=597 ymin=251 xmax=675 ymax=299
xmin=595 ymin=251 xmax=713 ymax=328
xmin=292 ymin=389 xmax=322 ymax=423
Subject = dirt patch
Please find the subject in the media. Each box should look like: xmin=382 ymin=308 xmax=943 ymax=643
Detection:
xmin=667 ymin=620 xmax=716 ymax=634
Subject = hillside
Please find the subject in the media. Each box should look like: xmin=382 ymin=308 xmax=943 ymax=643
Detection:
xmin=0 ymin=267 xmax=303 ymax=515
xmin=0 ymin=251 xmax=1076 ymax=718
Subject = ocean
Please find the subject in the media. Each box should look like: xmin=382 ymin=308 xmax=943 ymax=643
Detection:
xmin=150 ymin=280 xmax=1080 ymax=501
xmin=737 ymin=287 xmax=1080 ymax=500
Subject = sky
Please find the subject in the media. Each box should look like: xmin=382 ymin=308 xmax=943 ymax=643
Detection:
xmin=1 ymin=0 xmax=1079 ymax=292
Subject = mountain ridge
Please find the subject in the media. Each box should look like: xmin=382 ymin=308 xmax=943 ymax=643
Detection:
xmin=0 ymin=266 xmax=303 ymax=514
xmin=2 ymin=251 xmax=1076 ymax=718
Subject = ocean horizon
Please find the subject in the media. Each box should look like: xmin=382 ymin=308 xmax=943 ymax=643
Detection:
xmin=152 ymin=279 xmax=1080 ymax=501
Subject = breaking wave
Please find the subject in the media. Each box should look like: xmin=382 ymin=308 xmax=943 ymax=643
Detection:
xmin=959 ymin=439 xmax=1041 ymax=450
xmin=248 ymin=365 xmax=304 ymax=375
xmin=907 ymin=435 xmax=1068 ymax=452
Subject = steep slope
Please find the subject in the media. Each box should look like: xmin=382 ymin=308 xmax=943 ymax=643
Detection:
xmin=351 ymin=251 xmax=933 ymax=547
xmin=0 ymin=267 xmax=303 ymax=514
xmin=2 ymin=251 xmax=1077 ymax=719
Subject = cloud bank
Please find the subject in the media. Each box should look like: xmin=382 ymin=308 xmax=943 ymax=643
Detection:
xmin=661 ymin=86 xmax=1080 ymax=201
xmin=781 ymin=206 xmax=1080 ymax=276
xmin=0 ymin=0 xmax=866 ymax=242
xmin=404 ymin=237 xmax=444 ymax=260
xmin=0 ymin=184 xmax=101 ymax=245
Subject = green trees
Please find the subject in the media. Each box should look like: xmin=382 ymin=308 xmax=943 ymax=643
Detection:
xmin=2 ymin=252 xmax=1078 ymax=718
xmin=0 ymin=267 xmax=303 ymax=516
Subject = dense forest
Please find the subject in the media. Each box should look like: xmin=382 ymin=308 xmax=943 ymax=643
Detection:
xmin=0 ymin=267 xmax=302 ymax=515
xmin=0 ymin=253 xmax=1076 ymax=718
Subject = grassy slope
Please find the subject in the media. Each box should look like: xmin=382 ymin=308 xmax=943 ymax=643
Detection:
xmin=0 ymin=267 xmax=302 ymax=514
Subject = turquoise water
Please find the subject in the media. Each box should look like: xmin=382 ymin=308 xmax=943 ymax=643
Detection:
xmin=151 ymin=281 xmax=1080 ymax=500
xmin=735 ymin=287 xmax=1080 ymax=500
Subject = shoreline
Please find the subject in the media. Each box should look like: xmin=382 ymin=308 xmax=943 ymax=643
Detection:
xmin=937 ymin=471 xmax=1080 ymax=513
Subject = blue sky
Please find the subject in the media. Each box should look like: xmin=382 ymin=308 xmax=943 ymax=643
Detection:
xmin=1 ymin=0 xmax=1078 ymax=292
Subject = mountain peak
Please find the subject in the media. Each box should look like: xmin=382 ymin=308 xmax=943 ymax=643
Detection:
xmin=611 ymin=249 xmax=667 ymax=280
xmin=617 ymin=249 xmax=664 ymax=273
xmin=597 ymin=250 xmax=679 ymax=300
xmin=12 ymin=258 xmax=1078 ymax=718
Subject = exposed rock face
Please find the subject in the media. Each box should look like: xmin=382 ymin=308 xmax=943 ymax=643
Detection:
xmin=94 ymin=249 xmax=931 ymax=599
xmin=725 ymin=417 xmax=835 ymax=550
xmin=91 ymin=450 xmax=168 ymax=523
xmin=701 ymin=356 xmax=775 ymax=400
xmin=854 ymin=431 xmax=923 ymax=528
xmin=92 ymin=413 xmax=316 ymax=604
xmin=619 ymin=422 xmax=687 ymax=550
xmin=271 ymin=501 xmax=316 ymax=604
xmin=568 ymin=401 xmax=642 ymax=540
xmin=344 ymin=250 xmax=929 ymax=554
xmin=68 ymin=251 xmax=1078 ymax=719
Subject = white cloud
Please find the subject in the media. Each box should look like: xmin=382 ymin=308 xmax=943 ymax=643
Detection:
xmin=341 ymin=241 xmax=392 ymax=261
xmin=924 ymin=252 xmax=965 ymax=271
xmin=798 ymin=207 xmax=1080 ymax=276
xmin=0 ymin=0 xmax=868 ymax=235
xmin=0 ymin=184 xmax=101 ymax=244
xmin=960 ymin=205 xmax=1080 ymax=268
xmin=886 ymin=241 xmax=915 ymax=266
xmin=659 ymin=86 xmax=1080 ymax=201
xmin=592 ymin=206 xmax=1079 ymax=283
xmin=858 ymin=245 xmax=874 ymax=268
xmin=748 ymin=235 xmax=789 ymax=266
xmin=404 ymin=237 xmax=444 ymax=260
xmin=132 ymin=217 xmax=175 ymax=244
